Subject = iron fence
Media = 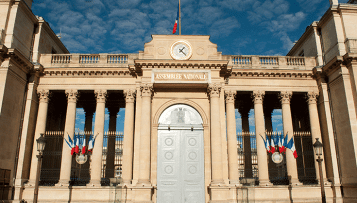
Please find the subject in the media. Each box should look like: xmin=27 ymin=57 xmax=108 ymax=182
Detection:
xmin=40 ymin=131 xmax=64 ymax=186
xmin=101 ymin=131 xmax=124 ymax=186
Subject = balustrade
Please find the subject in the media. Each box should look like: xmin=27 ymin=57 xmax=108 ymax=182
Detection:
xmin=51 ymin=55 xmax=71 ymax=63
xmin=80 ymin=55 xmax=100 ymax=63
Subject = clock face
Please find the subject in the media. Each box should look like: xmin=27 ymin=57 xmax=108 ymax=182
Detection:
xmin=170 ymin=40 xmax=192 ymax=60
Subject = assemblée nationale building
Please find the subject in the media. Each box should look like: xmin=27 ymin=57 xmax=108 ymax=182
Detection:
xmin=1 ymin=0 xmax=357 ymax=202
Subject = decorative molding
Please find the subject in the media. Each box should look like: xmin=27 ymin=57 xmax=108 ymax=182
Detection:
xmin=307 ymin=91 xmax=319 ymax=104
xmin=231 ymin=70 xmax=313 ymax=79
xmin=207 ymin=83 xmax=221 ymax=98
xmin=124 ymin=89 xmax=136 ymax=103
xmin=43 ymin=70 xmax=132 ymax=77
xmin=95 ymin=90 xmax=107 ymax=103
xmin=65 ymin=90 xmax=79 ymax=103
xmin=280 ymin=91 xmax=293 ymax=104
xmin=37 ymin=89 xmax=50 ymax=103
xmin=140 ymin=83 xmax=153 ymax=97
xmin=252 ymin=90 xmax=265 ymax=104
xmin=224 ymin=91 xmax=236 ymax=103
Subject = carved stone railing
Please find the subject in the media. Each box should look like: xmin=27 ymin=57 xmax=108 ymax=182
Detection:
xmin=345 ymin=38 xmax=357 ymax=53
xmin=229 ymin=55 xmax=315 ymax=70
xmin=41 ymin=53 xmax=134 ymax=67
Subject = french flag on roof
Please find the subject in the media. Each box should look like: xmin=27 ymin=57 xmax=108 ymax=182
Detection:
xmin=172 ymin=3 xmax=179 ymax=34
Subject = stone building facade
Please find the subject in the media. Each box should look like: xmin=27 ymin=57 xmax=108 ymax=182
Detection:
xmin=0 ymin=0 xmax=357 ymax=202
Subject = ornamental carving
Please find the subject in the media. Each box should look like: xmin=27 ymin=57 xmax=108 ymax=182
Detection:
xmin=252 ymin=90 xmax=265 ymax=104
xmin=207 ymin=83 xmax=221 ymax=97
xmin=37 ymin=89 xmax=50 ymax=103
xmin=124 ymin=89 xmax=136 ymax=103
xmin=225 ymin=91 xmax=236 ymax=103
xmin=280 ymin=91 xmax=292 ymax=104
xmin=65 ymin=90 xmax=78 ymax=103
xmin=95 ymin=90 xmax=107 ymax=103
xmin=307 ymin=91 xmax=319 ymax=104
xmin=140 ymin=83 xmax=153 ymax=97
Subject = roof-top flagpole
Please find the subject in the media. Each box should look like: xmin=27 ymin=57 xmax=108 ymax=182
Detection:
xmin=179 ymin=0 xmax=181 ymax=35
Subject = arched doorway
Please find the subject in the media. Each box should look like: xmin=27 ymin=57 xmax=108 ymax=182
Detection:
xmin=157 ymin=104 xmax=205 ymax=203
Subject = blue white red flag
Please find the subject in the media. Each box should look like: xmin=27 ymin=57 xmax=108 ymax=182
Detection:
xmin=287 ymin=136 xmax=298 ymax=158
xmin=172 ymin=3 xmax=179 ymax=34
xmin=82 ymin=135 xmax=86 ymax=155
xmin=278 ymin=134 xmax=284 ymax=153
xmin=74 ymin=135 xmax=79 ymax=154
xmin=260 ymin=134 xmax=271 ymax=153
xmin=282 ymin=133 xmax=289 ymax=153
xmin=270 ymin=136 xmax=275 ymax=153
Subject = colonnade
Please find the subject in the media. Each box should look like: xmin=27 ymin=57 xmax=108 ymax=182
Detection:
xmin=26 ymin=85 xmax=327 ymax=189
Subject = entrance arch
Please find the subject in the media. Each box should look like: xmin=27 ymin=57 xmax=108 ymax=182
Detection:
xmin=157 ymin=104 xmax=205 ymax=203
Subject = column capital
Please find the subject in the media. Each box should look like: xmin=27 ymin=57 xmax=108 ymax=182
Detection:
xmin=307 ymin=91 xmax=319 ymax=104
xmin=37 ymin=89 xmax=50 ymax=103
xmin=65 ymin=89 xmax=78 ymax=103
xmin=208 ymin=83 xmax=221 ymax=98
xmin=140 ymin=83 xmax=153 ymax=97
xmin=95 ymin=89 xmax=107 ymax=103
xmin=252 ymin=90 xmax=265 ymax=104
xmin=124 ymin=89 xmax=136 ymax=103
xmin=280 ymin=91 xmax=292 ymax=104
xmin=225 ymin=91 xmax=236 ymax=103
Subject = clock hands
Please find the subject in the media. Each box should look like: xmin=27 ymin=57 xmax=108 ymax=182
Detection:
xmin=179 ymin=47 xmax=187 ymax=56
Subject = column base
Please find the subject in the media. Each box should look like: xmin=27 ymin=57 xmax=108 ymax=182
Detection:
xmin=55 ymin=179 xmax=70 ymax=187
xmin=290 ymin=178 xmax=302 ymax=186
xmin=136 ymin=179 xmax=152 ymax=187
xmin=259 ymin=179 xmax=272 ymax=186
xmin=229 ymin=180 xmax=242 ymax=186
xmin=210 ymin=179 xmax=225 ymax=187
xmin=87 ymin=179 xmax=102 ymax=187
xmin=24 ymin=179 xmax=35 ymax=187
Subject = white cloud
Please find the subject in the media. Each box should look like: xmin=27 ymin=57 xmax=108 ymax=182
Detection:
xmin=209 ymin=17 xmax=240 ymax=37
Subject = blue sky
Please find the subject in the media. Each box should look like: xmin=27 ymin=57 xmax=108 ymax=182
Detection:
xmin=32 ymin=0 xmax=349 ymax=56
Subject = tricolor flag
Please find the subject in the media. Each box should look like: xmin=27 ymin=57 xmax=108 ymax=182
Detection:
xmin=88 ymin=134 xmax=98 ymax=152
xmin=287 ymin=136 xmax=298 ymax=158
xmin=65 ymin=134 xmax=75 ymax=155
xmin=172 ymin=3 xmax=179 ymax=34
xmin=260 ymin=134 xmax=270 ymax=153
xmin=82 ymin=135 xmax=86 ymax=155
xmin=270 ymin=135 xmax=275 ymax=153
xmin=278 ymin=134 xmax=284 ymax=153
xmin=282 ymin=133 xmax=289 ymax=153
xmin=74 ymin=135 xmax=80 ymax=154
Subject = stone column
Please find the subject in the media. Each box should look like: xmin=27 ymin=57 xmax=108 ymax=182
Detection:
xmin=88 ymin=90 xmax=107 ymax=186
xmin=28 ymin=89 xmax=50 ymax=184
xmin=307 ymin=92 xmax=328 ymax=183
xmin=252 ymin=91 xmax=271 ymax=186
xmin=280 ymin=91 xmax=300 ymax=185
xmin=138 ymin=84 xmax=153 ymax=185
xmin=122 ymin=89 xmax=136 ymax=184
xmin=208 ymin=83 xmax=224 ymax=185
xmin=106 ymin=106 xmax=119 ymax=179
xmin=225 ymin=91 xmax=240 ymax=185
xmin=57 ymin=90 xmax=78 ymax=186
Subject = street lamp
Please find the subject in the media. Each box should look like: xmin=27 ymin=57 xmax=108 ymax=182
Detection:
xmin=33 ymin=133 xmax=46 ymax=203
xmin=313 ymin=138 xmax=326 ymax=203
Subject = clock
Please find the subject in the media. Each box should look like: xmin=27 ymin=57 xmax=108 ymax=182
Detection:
xmin=170 ymin=40 xmax=193 ymax=60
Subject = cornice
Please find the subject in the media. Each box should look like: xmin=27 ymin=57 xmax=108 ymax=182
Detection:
xmin=134 ymin=59 xmax=230 ymax=76
xmin=343 ymin=53 xmax=357 ymax=66
xmin=321 ymin=56 xmax=344 ymax=76
xmin=230 ymin=69 xmax=314 ymax=79
xmin=42 ymin=69 xmax=133 ymax=77
xmin=287 ymin=22 xmax=316 ymax=56
xmin=6 ymin=48 xmax=34 ymax=73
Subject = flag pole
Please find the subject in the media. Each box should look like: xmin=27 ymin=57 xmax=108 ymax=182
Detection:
xmin=179 ymin=0 xmax=181 ymax=35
